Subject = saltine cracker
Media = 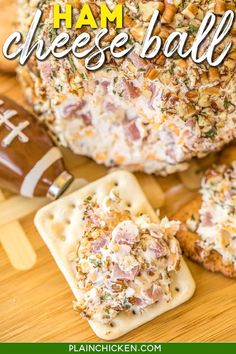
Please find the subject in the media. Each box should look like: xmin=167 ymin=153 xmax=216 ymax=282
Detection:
xmin=35 ymin=171 xmax=195 ymax=340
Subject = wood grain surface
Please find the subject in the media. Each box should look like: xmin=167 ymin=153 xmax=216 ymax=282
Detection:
xmin=0 ymin=2 xmax=236 ymax=343
xmin=1 ymin=72 xmax=236 ymax=344
xmin=0 ymin=0 xmax=17 ymax=73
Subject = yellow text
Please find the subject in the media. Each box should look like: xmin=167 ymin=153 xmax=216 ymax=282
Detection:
xmin=53 ymin=4 xmax=123 ymax=29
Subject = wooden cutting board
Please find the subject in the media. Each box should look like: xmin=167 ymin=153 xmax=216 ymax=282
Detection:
xmin=0 ymin=0 xmax=17 ymax=73
xmin=0 ymin=3 xmax=236 ymax=342
xmin=0 ymin=73 xmax=236 ymax=343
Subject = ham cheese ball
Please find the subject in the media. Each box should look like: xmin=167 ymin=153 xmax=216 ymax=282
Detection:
xmin=18 ymin=0 xmax=236 ymax=175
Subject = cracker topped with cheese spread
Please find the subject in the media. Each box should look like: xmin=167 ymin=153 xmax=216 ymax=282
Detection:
xmin=73 ymin=190 xmax=181 ymax=324
xmin=35 ymin=171 xmax=195 ymax=339
xmin=174 ymin=162 xmax=236 ymax=277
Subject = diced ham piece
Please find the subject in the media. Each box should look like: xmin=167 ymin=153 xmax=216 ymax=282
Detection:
xmin=112 ymin=220 xmax=139 ymax=245
xmin=128 ymin=52 xmax=147 ymax=70
xmin=145 ymin=285 xmax=162 ymax=302
xmin=80 ymin=112 xmax=92 ymax=126
xmin=106 ymin=102 xmax=117 ymax=112
xmin=186 ymin=118 xmax=197 ymax=131
xmin=63 ymin=100 xmax=86 ymax=118
xmin=200 ymin=211 xmax=213 ymax=227
xmin=91 ymin=237 xmax=108 ymax=252
xmin=38 ymin=60 xmax=53 ymax=83
xmin=134 ymin=297 xmax=144 ymax=306
xmin=125 ymin=121 xmax=141 ymax=141
xmin=149 ymin=238 xmax=169 ymax=258
xmin=123 ymin=80 xmax=141 ymax=99
xmin=112 ymin=264 xmax=140 ymax=281
xmin=149 ymin=83 xmax=158 ymax=109
xmin=101 ymin=81 xmax=110 ymax=95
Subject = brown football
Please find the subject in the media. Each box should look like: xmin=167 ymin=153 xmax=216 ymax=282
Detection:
xmin=0 ymin=95 xmax=72 ymax=198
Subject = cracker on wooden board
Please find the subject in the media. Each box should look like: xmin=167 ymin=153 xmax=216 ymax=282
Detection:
xmin=173 ymin=195 xmax=236 ymax=278
xmin=0 ymin=177 xmax=88 ymax=228
xmin=34 ymin=171 xmax=195 ymax=340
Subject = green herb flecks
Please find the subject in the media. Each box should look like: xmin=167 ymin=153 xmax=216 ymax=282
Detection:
xmin=48 ymin=26 xmax=58 ymax=42
xmin=102 ymin=293 xmax=113 ymax=301
xmin=203 ymin=126 xmax=217 ymax=138
xmin=38 ymin=0 xmax=47 ymax=10
xmin=90 ymin=258 xmax=102 ymax=268
xmin=169 ymin=63 xmax=175 ymax=75
xmin=105 ymin=67 xmax=113 ymax=72
xmin=224 ymin=97 xmax=230 ymax=110
xmin=188 ymin=24 xmax=199 ymax=35
xmin=80 ymin=72 xmax=88 ymax=80
xmin=68 ymin=55 xmax=77 ymax=74
xmin=84 ymin=195 xmax=93 ymax=204
xmin=122 ymin=298 xmax=131 ymax=309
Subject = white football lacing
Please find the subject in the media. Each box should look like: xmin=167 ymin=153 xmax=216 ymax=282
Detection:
xmin=0 ymin=101 xmax=30 ymax=147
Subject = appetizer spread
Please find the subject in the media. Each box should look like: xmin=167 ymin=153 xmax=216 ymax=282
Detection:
xmin=174 ymin=162 xmax=236 ymax=278
xmin=34 ymin=171 xmax=195 ymax=339
xmin=196 ymin=163 xmax=236 ymax=268
xmin=1 ymin=0 xmax=235 ymax=342
xmin=0 ymin=96 xmax=73 ymax=199
xmin=73 ymin=191 xmax=181 ymax=324
xmin=18 ymin=0 xmax=236 ymax=175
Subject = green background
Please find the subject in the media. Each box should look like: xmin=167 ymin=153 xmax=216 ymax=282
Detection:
xmin=1 ymin=343 xmax=236 ymax=354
